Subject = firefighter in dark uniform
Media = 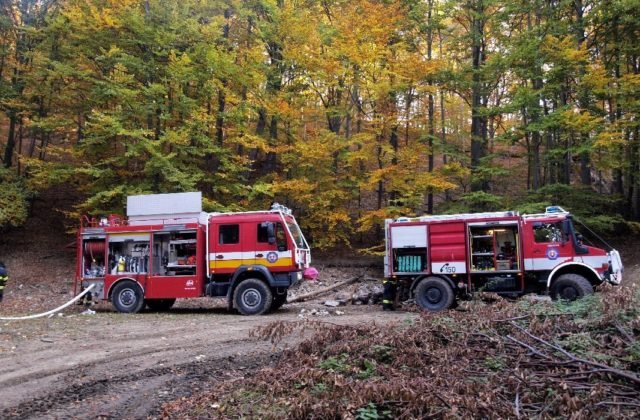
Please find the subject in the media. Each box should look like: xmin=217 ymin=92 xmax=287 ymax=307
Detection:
xmin=382 ymin=278 xmax=396 ymax=311
xmin=0 ymin=262 xmax=8 ymax=302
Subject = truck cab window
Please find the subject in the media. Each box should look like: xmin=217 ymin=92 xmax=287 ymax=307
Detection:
xmin=257 ymin=222 xmax=274 ymax=243
xmin=276 ymin=223 xmax=287 ymax=251
xmin=533 ymin=222 xmax=564 ymax=243
xmin=219 ymin=224 xmax=239 ymax=244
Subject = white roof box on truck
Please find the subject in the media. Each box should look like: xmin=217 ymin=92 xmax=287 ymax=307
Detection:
xmin=127 ymin=192 xmax=203 ymax=225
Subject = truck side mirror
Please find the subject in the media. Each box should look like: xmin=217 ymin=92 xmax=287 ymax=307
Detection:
xmin=267 ymin=222 xmax=276 ymax=244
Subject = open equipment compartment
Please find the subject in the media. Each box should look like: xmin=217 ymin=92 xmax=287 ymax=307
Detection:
xmin=108 ymin=233 xmax=151 ymax=274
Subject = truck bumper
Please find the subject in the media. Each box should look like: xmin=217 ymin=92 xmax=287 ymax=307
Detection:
xmin=274 ymin=271 xmax=303 ymax=287
xmin=607 ymin=250 xmax=623 ymax=285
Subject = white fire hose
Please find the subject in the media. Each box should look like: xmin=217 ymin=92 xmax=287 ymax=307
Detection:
xmin=0 ymin=284 xmax=96 ymax=321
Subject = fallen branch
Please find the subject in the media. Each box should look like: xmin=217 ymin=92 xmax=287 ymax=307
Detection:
xmin=594 ymin=401 xmax=640 ymax=409
xmin=287 ymin=276 xmax=363 ymax=303
xmin=614 ymin=323 xmax=634 ymax=344
xmin=492 ymin=313 xmax=574 ymax=323
xmin=509 ymin=322 xmax=640 ymax=386
xmin=493 ymin=314 xmax=531 ymax=323
xmin=506 ymin=335 xmax=552 ymax=360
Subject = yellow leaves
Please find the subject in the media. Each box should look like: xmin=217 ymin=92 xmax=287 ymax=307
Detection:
xmin=365 ymin=166 xmax=395 ymax=189
xmin=87 ymin=3 xmax=119 ymax=29
xmin=619 ymin=73 xmax=640 ymax=98
xmin=272 ymin=178 xmax=318 ymax=202
xmin=593 ymin=130 xmax=626 ymax=149
xmin=109 ymin=62 xmax=134 ymax=84
xmin=357 ymin=208 xmax=393 ymax=233
xmin=336 ymin=0 xmax=403 ymax=49
xmin=160 ymin=128 xmax=190 ymax=147
xmin=360 ymin=141 xmax=458 ymax=197
xmin=559 ymin=109 xmax=601 ymax=134
xmin=583 ymin=62 xmax=610 ymax=93
xmin=592 ymin=129 xmax=627 ymax=170
xmin=415 ymin=171 xmax=458 ymax=192
xmin=281 ymin=0 xmax=413 ymax=94
xmin=230 ymin=134 xmax=273 ymax=154
xmin=441 ymin=161 xmax=471 ymax=179
xmin=273 ymin=98 xmax=299 ymax=121
xmin=541 ymin=35 xmax=588 ymax=67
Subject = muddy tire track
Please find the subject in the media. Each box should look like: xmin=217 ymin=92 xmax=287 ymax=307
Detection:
xmin=0 ymin=306 xmax=412 ymax=418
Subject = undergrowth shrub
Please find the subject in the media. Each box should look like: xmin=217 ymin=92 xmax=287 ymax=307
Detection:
xmin=0 ymin=167 xmax=32 ymax=230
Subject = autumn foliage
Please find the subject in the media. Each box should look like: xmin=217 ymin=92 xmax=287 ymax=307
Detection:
xmin=1 ymin=0 xmax=639 ymax=245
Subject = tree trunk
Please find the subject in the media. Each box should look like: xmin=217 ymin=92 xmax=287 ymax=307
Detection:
xmin=469 ymin=0 xmax=488 ymax=192
xmin=3 ymin=113 xmax=16 ymax=167
xmin=531 ymin=78 xmax=543 ymax=190
xmin=216 ymin=88 xmax=225 ymax=147
xmin=574 ymin=0 xmax=592 ymax=186
xmin=426 ymin=0 xmax=435 ymax=213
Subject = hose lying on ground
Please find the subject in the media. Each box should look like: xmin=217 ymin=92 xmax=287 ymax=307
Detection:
xmin=0 ymin=284 xmax=96 ymax=321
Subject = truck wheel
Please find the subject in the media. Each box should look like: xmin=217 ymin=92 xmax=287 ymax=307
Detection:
xmin=111 ymin=280 xmax=145 ymax=313
xmin=414 ymin=277 xmax=454 ymax=312
xmin=550 ymin=273 xmax=593 ymax=301
xmin=233 ymin=278 xmax=273 ymax=315
xmin=145 ymin=298 xmax=176 ymax=311
xmin=270 ymin=292 xmax=288 ymax=312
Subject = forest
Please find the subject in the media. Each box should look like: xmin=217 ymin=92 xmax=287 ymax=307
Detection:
xmin=1 ymin=0 xmax=639 ymax=248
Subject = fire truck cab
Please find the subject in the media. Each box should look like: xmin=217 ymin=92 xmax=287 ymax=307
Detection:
xmin=76 ymin=192 xmax=311 ymax=315
xmin=385 ymin=207 xmax=623 ymax=311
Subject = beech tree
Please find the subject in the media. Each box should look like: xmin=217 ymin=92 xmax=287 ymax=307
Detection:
xmin=1 ymin=0 xmax=637 ymax=238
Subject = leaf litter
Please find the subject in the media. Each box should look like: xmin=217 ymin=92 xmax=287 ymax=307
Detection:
xmin=162 ymin=284 xmax=639 ymax=419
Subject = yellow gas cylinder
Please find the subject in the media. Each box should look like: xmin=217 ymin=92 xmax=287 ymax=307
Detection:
xmin=118 ymin=256 xmax=126 ymax=273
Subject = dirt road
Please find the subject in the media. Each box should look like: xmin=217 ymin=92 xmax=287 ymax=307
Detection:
xmin=0 ymin=300 xmax=413 ymax=419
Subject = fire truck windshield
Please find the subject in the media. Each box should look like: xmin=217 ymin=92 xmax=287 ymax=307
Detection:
xmin=286 ymin=220 xmax=308 ymax=249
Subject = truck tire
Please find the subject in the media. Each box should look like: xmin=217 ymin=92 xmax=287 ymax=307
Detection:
xmin=270 ymin=292 xmax=288 ymax=312
xmin=111 ymin=280 xmax=145 ymax=313
xmin=550 ymin=273 xmax=593 ymax=301
xmin=145 ymin=298 xmax=176 ymax=311
xmin=414 ymin=277 xmax=455 ymax=312
xmin=233 ymin=278 xmax=273 ymax=315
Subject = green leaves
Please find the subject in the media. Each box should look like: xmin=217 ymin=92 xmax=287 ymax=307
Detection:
xmin=0 ymin=167 xmax=31 ymax=230
xmin=2 ymin=0 xmax=639 ymax=237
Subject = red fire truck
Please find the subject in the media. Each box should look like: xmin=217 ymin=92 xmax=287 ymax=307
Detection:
xmin=76 ymin=192 xmax=312 ymax=314
xmin=385 ymin=207 xmax=623 ymax=311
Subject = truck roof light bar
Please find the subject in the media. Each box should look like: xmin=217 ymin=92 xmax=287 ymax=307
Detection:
xmin=522 ymin=206 xmax=570 ymax=220
xmin=270 ymin=202 xmax=292 ymax=215
xmin=545 ymin=206 xmax=568 ymax=214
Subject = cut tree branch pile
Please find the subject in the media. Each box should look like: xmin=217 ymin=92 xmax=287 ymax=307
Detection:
xmin=164 ymin=285 xmax=640 ymax=418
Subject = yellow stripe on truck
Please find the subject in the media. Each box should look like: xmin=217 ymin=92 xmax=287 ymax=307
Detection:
xmin=256 ymin=257 xmax=293 ymax=267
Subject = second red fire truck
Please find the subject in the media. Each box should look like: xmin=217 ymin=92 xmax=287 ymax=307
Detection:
xmin=385 ymin=207 xmax=623 ymax=311
xmin=77 ymin=192 xmax=312 ymax=314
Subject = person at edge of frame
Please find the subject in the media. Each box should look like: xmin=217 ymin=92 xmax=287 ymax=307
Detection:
xmin=382 ymin=278 xmax=396 ymax=311
xmin=0 ymin=262 xmax=8 ymax=302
